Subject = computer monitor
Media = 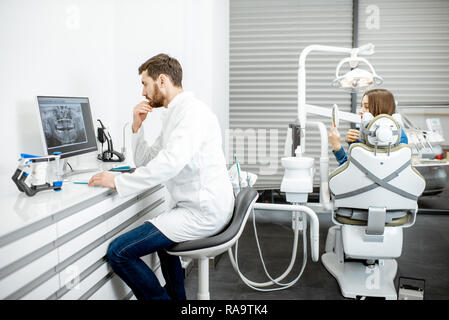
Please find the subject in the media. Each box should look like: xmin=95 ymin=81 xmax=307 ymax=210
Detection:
xmin=36 ymin=96 xmax=98 ymax=159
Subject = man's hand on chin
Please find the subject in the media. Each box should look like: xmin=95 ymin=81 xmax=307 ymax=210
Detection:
xmin=88 ymin=171 xmax=117 ymax=190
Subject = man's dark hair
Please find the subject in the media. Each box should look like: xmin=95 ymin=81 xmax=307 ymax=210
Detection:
xmin=138 ymin=53 xmax=183 ymax=87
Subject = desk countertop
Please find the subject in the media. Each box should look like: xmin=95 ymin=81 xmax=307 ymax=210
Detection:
xmin=0 ymin=174 xmax=118 ymax=240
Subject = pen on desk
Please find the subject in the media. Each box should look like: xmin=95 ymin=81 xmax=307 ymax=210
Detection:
xmin=112 ymin=166 xmax=131 ymax=170
xmin=73 ymin=181 xmax=89 ymax=185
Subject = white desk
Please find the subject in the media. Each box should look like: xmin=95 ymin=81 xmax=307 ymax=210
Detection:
xmin=0 ymin=174 xmax=167 ymax=300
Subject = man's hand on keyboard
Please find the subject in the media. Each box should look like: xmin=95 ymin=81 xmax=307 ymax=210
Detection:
xmin=88 ymin=171 xmax=116 ymax=190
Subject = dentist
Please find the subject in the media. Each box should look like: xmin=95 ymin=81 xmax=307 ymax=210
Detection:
xmin=88 ymin=53 xmax=234 ymax=300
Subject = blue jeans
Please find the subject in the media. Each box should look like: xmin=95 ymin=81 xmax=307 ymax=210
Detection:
xmin=107 ymin=221 xmax=186 ymax=300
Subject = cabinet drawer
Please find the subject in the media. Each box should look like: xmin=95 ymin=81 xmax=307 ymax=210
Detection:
xmin=0 ymin=224 xmax=57 ymax=273
xmin=58 ymin=241 xmax=110 ymax=290
xmin=87 ymin=263 xmax=164 ymax=301
xmin=85 ymin=212 xmax=167 ymax=300
xmin=56 ymin=192 xmax=128 ymax=237
xmin=88 ymin=273 xmax=130 ymax=300
xmin=21 ymin=274 xmax=59 ymax=300
xmin=60 ymin=262 xmax=111 ymax=300
xmin=55 ymin=202 xmax=165 ymax=299
xmin=57 ymin=192 xmax=165 ymax=263
xmin=58 ymin=220 xmax=109 ymax=262
xmin=0 ymin=249 xmax=59 ymax=299
xmin=106 ymin=188 xmax=165 ymax=233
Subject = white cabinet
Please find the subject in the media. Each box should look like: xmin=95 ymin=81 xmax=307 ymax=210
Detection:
xmin=58 ymin=199 xmax=167 ymax=300
xmin=0 ymin=185 xmax=166 ymax=300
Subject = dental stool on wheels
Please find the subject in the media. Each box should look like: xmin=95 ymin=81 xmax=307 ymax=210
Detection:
xmin=167 ymin=188 xmax=259 ymax=300
xmin=322 ymin=114 xmax=426 ymax=300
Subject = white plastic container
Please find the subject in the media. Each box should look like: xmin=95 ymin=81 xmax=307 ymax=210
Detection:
xmin=280 ymin=156 xmax=314 ymax=203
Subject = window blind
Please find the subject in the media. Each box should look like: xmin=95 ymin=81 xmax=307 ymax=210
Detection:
xmin=358 ymin=0 xmax=449 ymax=106
xmin=229 ymin=0 xmax=353 ymax=189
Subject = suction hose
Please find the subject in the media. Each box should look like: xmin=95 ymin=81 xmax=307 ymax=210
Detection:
xmin=228 ymin=203 xmax=319 ymax=291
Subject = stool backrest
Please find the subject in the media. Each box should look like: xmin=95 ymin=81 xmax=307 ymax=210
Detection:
xmin=222 ymin=187 xmax=259 ymax=238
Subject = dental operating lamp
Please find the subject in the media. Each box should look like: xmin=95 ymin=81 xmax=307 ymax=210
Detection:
xmin=331 ymin=56 xmax=383 ymax=92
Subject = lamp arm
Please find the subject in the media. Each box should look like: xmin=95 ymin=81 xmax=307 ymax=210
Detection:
xmin=355 ymin=43 xmax=375 ymax=56
xmin=297 ymin=44 xmax=374 ymax=154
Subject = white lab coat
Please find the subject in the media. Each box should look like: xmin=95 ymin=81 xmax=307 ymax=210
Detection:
xmin=114 ymin=91 xmax=234 ymax=243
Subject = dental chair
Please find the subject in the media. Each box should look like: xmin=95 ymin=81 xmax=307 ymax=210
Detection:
xmin=167 ymin=187 xmax=258 ymax=300
xmin=322 ymin=113 xmax=426 ymax=299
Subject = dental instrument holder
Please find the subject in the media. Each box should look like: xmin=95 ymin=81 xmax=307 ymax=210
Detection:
xmin=12 ymin=154 xmax=63 ymax=197
xmin=97 ymin=119 xmax=125 ymax=162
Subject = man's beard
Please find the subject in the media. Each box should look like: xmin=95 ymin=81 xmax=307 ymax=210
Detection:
xmin=149 ymin=83 xmax=165 ymax=108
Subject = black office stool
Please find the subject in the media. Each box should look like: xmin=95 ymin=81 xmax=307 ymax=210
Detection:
xmin=167 ymin=188 xmax=258 ymax=300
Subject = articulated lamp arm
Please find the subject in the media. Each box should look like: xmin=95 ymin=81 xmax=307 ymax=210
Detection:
xmin=297 ymin=43 xmax=375 ymax=155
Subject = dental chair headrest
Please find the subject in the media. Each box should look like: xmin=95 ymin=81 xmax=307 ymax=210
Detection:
xmin=360 ymin=113 xmax=403 ymax=148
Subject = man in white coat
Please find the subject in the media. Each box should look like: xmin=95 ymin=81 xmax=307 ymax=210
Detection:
xmin=89 ymin=53 xmax=234 ymax=300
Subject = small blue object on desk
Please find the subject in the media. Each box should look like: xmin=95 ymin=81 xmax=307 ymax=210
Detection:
xmin=53 ymin=181 xmax=63 ymax=191
xmin=20 ymin=153 xmax=41 ymax=159
xmin=73 ymin=181 xmax=89 ymax=185
xmin=110 ymin=166 xmax=135 ymax=173
xmin=112 ymin=166 xmax=131 ymax=170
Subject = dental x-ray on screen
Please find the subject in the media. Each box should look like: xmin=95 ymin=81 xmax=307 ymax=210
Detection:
xmin=37 ymin=96 xmax=98 ymax=158
xmin=39 ymin=102 xmax=88 ymax=148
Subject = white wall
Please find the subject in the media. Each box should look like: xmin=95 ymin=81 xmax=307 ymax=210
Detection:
xmin=0 ymin=0 xmax=229 ymax=176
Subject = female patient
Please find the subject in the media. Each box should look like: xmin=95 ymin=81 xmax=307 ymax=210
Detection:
xmin=328 ymin=88 xmax=408 ymax=166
